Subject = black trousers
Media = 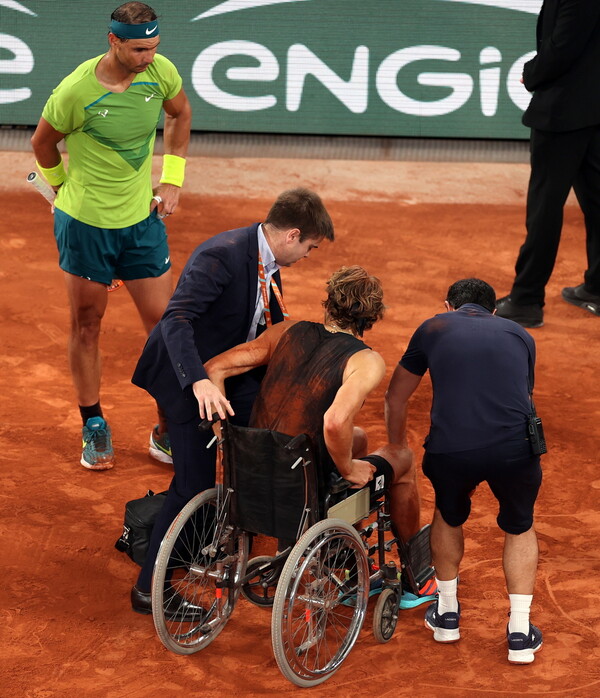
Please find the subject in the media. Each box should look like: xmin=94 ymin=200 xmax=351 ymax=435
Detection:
xmin=511 ymin=124 xmax=600 ymax=306
xmin=136 ymin=374 xmax=260 ymax=592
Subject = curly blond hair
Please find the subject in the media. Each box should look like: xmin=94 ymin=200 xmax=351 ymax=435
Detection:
xmin=323 ymin=266 xmax=385 ymax=336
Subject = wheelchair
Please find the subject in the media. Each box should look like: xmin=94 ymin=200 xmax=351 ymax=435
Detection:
xmin=150 ymin=420 xmax=435 ymax=688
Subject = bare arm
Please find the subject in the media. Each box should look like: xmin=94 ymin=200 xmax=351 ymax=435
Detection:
xmin=384 ymin=364 xmax=423 ymax=447
xmin=323 ymin=349 xmax=386 ymax=486
xmin=204 ymin=321 xmax=293 ymax=394
xmin=196 ymin=321 xmax=291 ymax=420
xmin=163 ymin=88 xmax=191 ymax=158
xmin=154 ymin=88 xmax=192 ymax=215
xmin=30 ymin=118 xmax=67 ymax=189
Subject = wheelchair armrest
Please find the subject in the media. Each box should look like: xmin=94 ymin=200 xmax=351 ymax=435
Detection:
xmin=329 ymin=476 xmax=354 ymax=495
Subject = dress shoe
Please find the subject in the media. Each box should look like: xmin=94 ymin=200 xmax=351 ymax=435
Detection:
xmin=561 ymin=284 xmax=600 ymax=316
xmin=495 ymin=296 xmax=543 ymax=328
xmin=131 ymin=585 xmax=205 ymax=621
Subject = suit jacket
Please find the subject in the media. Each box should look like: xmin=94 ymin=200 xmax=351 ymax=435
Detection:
xmin=522 ymin=0 xmax=600 ymax=132
xmin=132 ymin=223 xmax=284 ymax=422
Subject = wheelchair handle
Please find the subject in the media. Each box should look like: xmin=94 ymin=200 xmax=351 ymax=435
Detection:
xmin=284 ymin=433 xmax=310 ymax=452
xmin=198 ymin=413 xmax=223 ymax=431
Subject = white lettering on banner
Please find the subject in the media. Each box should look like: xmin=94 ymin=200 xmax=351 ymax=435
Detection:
xmin=479 ymin=47 xmax=502 ymax=117
xmin=376 ymin=46 xmax=472 ymax=116
xmin=0 ymin=32 xmax=33 ymax=105
xmin=191 ymin=39 xmax=278 ymax=111
xmin=188 ymin=40 xmax=534 ymax=118
xmin=286 ymin=44 xmax=369 ymax=114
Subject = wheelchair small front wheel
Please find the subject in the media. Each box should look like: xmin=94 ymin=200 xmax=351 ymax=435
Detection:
xmin=241 ymin=555 xmax=280 ymax=607
xmin=373 ymin=587 xmax=399 ymax=643
xmin=152 ymin=486 xmax=248 ymax=654
xmin=271 ymin=518 xmax=369 ymax=687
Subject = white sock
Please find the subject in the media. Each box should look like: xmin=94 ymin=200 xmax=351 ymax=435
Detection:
xmin=508 ymin=593 xmax=532 ymax=635
xmin=436 ymin=577 xmax=458 ymax=615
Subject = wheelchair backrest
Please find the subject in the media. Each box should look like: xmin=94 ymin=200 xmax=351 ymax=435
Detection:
xmin=221 ymin=422 xmax=320 ymax=541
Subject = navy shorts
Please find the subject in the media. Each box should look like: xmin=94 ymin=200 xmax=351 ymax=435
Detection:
xmin=422 ymin=439 xmax=542 ymax=534
xmin=54 ymin=208 xmax=170 ymax=285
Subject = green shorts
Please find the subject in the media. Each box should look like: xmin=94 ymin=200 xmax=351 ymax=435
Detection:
xmin=53 ymin=208 xmax=171 ymax=285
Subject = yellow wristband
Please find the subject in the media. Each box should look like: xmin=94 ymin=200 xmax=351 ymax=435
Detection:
xmin=160 ymin=154 xmax=186 ymax=187
xmin=36 ymin=159 xmax=66 ymax=187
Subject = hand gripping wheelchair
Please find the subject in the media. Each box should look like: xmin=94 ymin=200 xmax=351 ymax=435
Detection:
xmin=150 ymin=420 xmax=435 ymax=688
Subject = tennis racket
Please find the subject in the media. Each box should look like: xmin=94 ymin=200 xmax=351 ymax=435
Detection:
xmin=26 ymin=171 xmax=123 ymax=292
xmin=27 ymin=171 xmax=55 ymax=205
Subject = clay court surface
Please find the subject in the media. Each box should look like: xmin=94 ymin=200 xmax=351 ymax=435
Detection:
xmin=1 ymin=151 xmax=599 ymax=697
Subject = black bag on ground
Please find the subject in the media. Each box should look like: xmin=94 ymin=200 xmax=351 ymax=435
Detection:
xmin=115 ymin=490 xmax=167 ymax=566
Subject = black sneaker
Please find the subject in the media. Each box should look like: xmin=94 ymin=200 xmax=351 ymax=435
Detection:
xmin=507 ymin=623 xmax=543 ymax=664
xmin=561 ymin=284 xmax=600 ymax=316
xmin=424 ymin=600 xmax=460 ymax=643
xmin=496 ymin=296 xmax=544 ymax=328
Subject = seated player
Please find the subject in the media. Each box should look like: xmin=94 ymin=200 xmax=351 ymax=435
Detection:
xmin=205 ymin=265 xmax=436 ymax=608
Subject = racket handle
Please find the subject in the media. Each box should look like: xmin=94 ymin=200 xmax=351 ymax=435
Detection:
xmin=28 ymin=172 xmax=126 ymax=293
xmin=27 ymin=171 xmax=56 ymax=205
xmin=27 ymin=172 xmax=125 ymax=293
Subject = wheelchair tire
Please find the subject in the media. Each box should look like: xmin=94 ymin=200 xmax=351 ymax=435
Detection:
xmin=241 ymin=555 xmax=279 ymax=607
xmin=271 ymin=518 xmax=369 ymax=687
xmin=152 ymin=487 xmax=249 ymax=654
xmin=373 ymin=588 xmax=399 ymax=643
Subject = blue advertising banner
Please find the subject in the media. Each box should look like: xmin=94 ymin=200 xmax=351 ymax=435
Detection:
xmin=1 ymin=0 xmax=541 ymax=138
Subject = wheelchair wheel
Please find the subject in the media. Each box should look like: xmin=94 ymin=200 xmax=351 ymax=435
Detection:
xmin=152 ymin=487 xmax=249 ymax=654
xmin=373 ymin=588 xmax=399 ymax=643
xmin=271 ymin=518 xmax=369 ymax=687
xmin=241 ymin=556 xmax=279 ymax=607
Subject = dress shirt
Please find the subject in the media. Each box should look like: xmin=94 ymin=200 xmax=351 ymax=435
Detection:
xmin=247 ymin=224 xmax=280 ymax=341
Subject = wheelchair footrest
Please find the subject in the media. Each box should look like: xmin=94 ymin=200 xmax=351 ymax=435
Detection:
xmin=384 ymin=537 xmax=398 ymax=553
xmin=406 ymin=524 xmax=434 ymax=587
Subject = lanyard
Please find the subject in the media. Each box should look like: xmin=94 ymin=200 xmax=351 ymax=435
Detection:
xmin=258 ymin=253 xmax=289 ymax=326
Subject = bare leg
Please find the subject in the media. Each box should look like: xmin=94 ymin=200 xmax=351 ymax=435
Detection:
xmin=351 ymin=426 xmax=368 ymax=458
xmin=427 ymin=513 xmax=462 ymax=637
xmin=371 ymin=444 xmax=420 ymax=541
xmin=125 ymin=271 xmax=173 ymax=433
xmin=63 ymin=272 xmax=108 ymax=406
xmin=124 ymin=270 xmax=173 ymax=334
xmin=503 ymin=526 xmax=538 ymax=595
xmin=430 ymin=508 xmax=463 ymax=580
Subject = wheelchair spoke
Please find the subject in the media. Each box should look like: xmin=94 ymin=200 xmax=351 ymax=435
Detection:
xmin=152 ymin=487 xmax=249 ymax=654
xmin=272 ymin=519 xmax=369 ymax=687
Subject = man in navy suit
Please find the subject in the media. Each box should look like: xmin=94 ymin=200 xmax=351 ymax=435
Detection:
xmin=130 ymin=188 xmax=334 ymax=613
xmin=497 ymin=0 xmax=600 ymax=327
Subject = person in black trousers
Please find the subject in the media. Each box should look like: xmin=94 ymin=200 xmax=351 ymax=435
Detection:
xmin=496 ymin=0 xmax=600 ymax=328
xmin=128 ymin=188 xmax=334 ymax=616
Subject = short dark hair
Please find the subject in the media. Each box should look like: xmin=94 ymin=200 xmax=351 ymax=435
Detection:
xmin=111 ymin=2 xmax=157 ymax=23
xmin=265 ymin=188 xmax=334 ymax=242
xmin=446 ymin=278 xmax=496 ymax=312
xmin=323 ymin=266 xmax=385 ymax=336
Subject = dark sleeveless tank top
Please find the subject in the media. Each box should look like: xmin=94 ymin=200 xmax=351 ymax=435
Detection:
xmin=250 ymin=321 xmax=369 ymax=476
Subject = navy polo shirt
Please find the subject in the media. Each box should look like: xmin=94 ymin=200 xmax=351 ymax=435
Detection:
xmin=400 ymin=304 xmax=536 ymax=453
